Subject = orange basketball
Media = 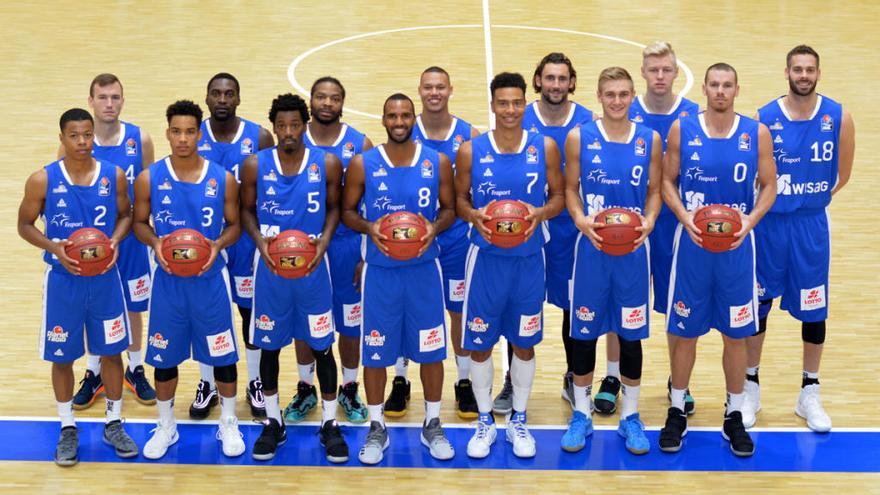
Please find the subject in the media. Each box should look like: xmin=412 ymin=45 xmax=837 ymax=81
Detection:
xmin=161 ymin=228 xmax=212 ymax=277
xmin=378 ymin=211 xmax=428 ymax=261
xmin=484 ymin=200 xmax=532 ymax=249
xmin=593 ymin=208 xmax=642 ymax=256
xmin=65 ymin=228 xmax=113 ymax=276
xmin=694 ymin=204 xmax=743 ymax=253
xmin=268 ymin=230 xmax=316 ymax=279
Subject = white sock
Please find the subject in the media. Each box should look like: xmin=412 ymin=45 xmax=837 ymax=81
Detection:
xmin=469 ymin=357 xmax=494 ymax=414
xmin=573 ymin=384 xmax=591 ymax=415
xmin=606 ymin=360 xmax=620 ymax=379
xmin=105 ymin=398 xmax=122 ymax=423
xmin=804 ymin=370 xmax=819 ymax=380
xmin=220 ymin=394 xmax=236 ymax=420
xmin=157 ymin=398 xmax=176 ymax=428
xmin=342 ymin=367 xmax=358 ymax=385
xmin=58 ymin=400 xmax=75 ymax=428
xmin=394 ymin=357 xmax=409 ymax=380
xmin=199 ymin=363 xmax=215 ymax=388
xmin=86 ymin=355 xmax=101 ymax=375
xmin=298 ymin=361 xmax=315 ymax=385
xmin=726 ymin=392 xmax=745 ymax=414
xmin=425 ymin=400 xmax=441 ymax=422
xmin=671 ymin=388 xmax=686 ymax=411
xmin=265 ymin=393 xmax=281 ymax=423
xmin=323 ymin=398 xmax=338 ymax=423
xmin=510 ymin=354 xmax=536 ymax=413
xmin=368 ymin=404 xmax=385 ymax=426
xmin=620 ymin=384 xmax=640 ymax=419
xmin=127 ymin=350 xmax=143 ymax=371
xmin=455 ymin=354 xmax=471 ymax=382
xmin=746 ymin=365 xmax=759 ymax=377
xmin=245 ymin=348 xmax=261 ymax=382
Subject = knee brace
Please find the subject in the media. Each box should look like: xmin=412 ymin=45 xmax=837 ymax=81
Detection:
xmin=618 ymin=337 xmax=643 ymax=380
xmin=259 ymin=349 xmax=281 ymax=391
xmin=313 ymin=346 xmax=338 ymax=395
xmin=570 ymin=338 xmax=597 ymax=376
xmin=758 ymin=299 xmax=773 ymax=323
xmin=213 ymin=363 xmax=238 ymax=384
xmin=238 ymin=306 xmax=258 ymax=350
xmin=802 ymin=320 xmax=826 ymax=345
xmin=154 ymin=366 xmax=179 ymax=383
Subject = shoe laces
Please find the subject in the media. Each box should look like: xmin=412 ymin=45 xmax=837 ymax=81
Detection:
xmin=475 ymin=420 xmax=492 ymax=440
xmin=292 ymin=383 xmax=314 ymax=408
xmin=250 ymin=379 xmax=265 ymax=403
xmin=622 ymin=416 xmax=644 ymax=437
xmin=510 ymin=420 xmax=530 ymax=440
xmin=365 ymin=425 xmax=386 ymax=445
xmin=217 ymin=417 xmax=242 ymax=441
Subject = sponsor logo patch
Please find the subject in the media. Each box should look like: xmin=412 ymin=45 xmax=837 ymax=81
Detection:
xmin=575 ymin=306 xmax=595 ymax=322
xmin=467 ymin=317 xmax=489 ymax=333
xmin=255 ymin=314 xmax=275 ymax=331
xmin=449 ymin=279 xmax=465 ymax=302
xmin=104 ymin=315 xmax=126 ymax=344
xmin=47 ymin=325 xmax=68 ymax=343
xmin=308 ymin=311 xmax=334 ymax=338
xmin=234 ymin=276 xmax=253 ymax=298
xmin=729 ymin=303 xmax=754 ymax=328
xmin=343 ymin=303 xmax=361 ymax=327
xmin=622 ymin=305 xmax=647 ymax=330
xmin=364 ymin=329 xmax=385 ymax=346
xmin=674 ymin=301 xmax=691 ymax=318
xmin=149 ymin=332 xmax=169 ymax=350
xmin=419 ymin=325 xmax=445 ymax=352
xmin=800 ymin=285 xmax=826 ymax=311
xmin=207 ymin=329 xmax=235 ymax=357
xmin=127 ymin=276 xmax=151 ymax=302
xmin=519 ymin=313 xmax=542 ymax=337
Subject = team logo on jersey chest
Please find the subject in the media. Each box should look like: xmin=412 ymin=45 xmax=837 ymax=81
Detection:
xmin=343 ymin=142 xmax=355 ymax=159
xmin=453 ymin=134 xmax=464 ymax=152
xmin=820 ymin=114 xmax=833 ymax=132
xmin=738 ymin=133 xmax=751 ymax=151
xmin=634 ymin=137 xmax=646 ymax=156
xmin=205 ymin=178 xmax=218 ymax=198
xmin=125 ymin=138 xmax=138 ymax=156
xmin=632 ymin=115 xmax=644 ymax=123
xmin=679 ymin=110 xmax=690 ymax=118
xmin=240 ymin=138 xmax=254 ymax=155
xmin=421 ymin=159 xmax=433 ymax=178
xmin=308 ymin=163 xmax=321 ymax=183
xmin=99 ymin=176 xmax=111 ymax=196
xmin=526 ymin=145 xmax=538 ymax=164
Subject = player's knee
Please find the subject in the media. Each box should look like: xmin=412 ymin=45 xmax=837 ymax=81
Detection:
xmin=259 ymin=349 xmax=281 ymax=391
xmin=213 ymin=364 xmax=237 ymax=384
xmin=618 ymin=337 xmax=643 ymax=380
xmin=758 ymin=299 xmax=773 ymax=321
xmin=570 ymin=338 xmax=597 ymax=376
xmin=802 ymin=320 xmax=826 ymax=345
xmin=154 ymin=366 xmax=178 ymax=383
xmin=313 ymin=346 xmax=338 ymax=395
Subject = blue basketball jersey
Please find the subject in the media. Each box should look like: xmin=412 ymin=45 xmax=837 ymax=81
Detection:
xmin=92 ymin=121 xmax=143 ymax=202
xmin=150 ymin=158 xmax=227 ymax=276
xmin=305 ymin=123 xmax=367 ymax=237
xmin=198 ymin=117 xmax=262 ymax=183
xmin=255 ymin=147 xmax=327 ymax=237
xmin=758 ymin=95 xmax=842 ymax=212
xmin=469 ymin=131 xmax=549 ymax=256
xmin=629 ymin=96 xmax=699 ymax=152
xmin=579 ymin=121 xmax=655 ymax=215
xmin=361 ymin=144 xmax=441 ymax=267
xmin=523 ymin=101 xmax=593 ymax=168
xmin=678 ymin=113 xmax=759 ymax=214
xmin=43 ymin=160 xmax=119 ymax=265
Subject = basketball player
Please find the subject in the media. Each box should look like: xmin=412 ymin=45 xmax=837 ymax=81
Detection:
xmin=629 ymin=42 xmax=701 ymax=416
xmin=742 ymin=45 xmax=855 ymax=431
xmin=62 ymin=74 xmax=156 ymax=410
xmin=285 ymin=76 xmax=372 ymax=425
xmin=402 ymin=66 xmax=481 ymax=419
xmin=241 ymin=93 xmax=348 ymax=462
xmin=457 ymin=72 xmax=564 ymax=459
xmin=134 ymin=100 xmax=245 ymax=459
xmin=19 ymin=108 xmax=138 ymax=465
xmin=660 ymin=64 xmax=776 ymax=457
xmin=192 ymin=73 xmax=273 ymax=420
xmin=561 ymin=67 xmax=663 ymax=455
xmin=341 ymin=93 xmax=456 ymax=464
xmin=497 ymin=53 xmax=595 ymax=415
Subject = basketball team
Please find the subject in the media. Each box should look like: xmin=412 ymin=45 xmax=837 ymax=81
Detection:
xmin=17 ymin=41 xmax=855 ymax=466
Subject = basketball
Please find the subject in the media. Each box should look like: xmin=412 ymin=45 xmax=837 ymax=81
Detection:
xmin=484 ymin=199 xmax=532 ymax=249
xmin=268 ymin=230 xmax=316 ymax=279
xmin=694 ymin=204 xmax=743 ymax=253
xmin=378 ymin=211 xmax=427 ymax=261
xmin=593 ymin=208 xmax=642 ymax=256
xmin=65 ymin=228 xmax=113 ymax=276
xmin=161 ymin=228 xmax=212 ymax=277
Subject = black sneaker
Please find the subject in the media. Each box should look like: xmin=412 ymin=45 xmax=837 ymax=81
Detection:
xmin=454 ymin=379 xmax=479 ymax=420
xmin=667 ymin=377 xmax=696 ymax=415
xmin=594 ymin=376 xmax=621 ymax=415
xmin=383 ymin=377 xmax=410 ymax=418
xmin=252 ymin=418 xmax=287 ymax=461
xmin=189 ymin=379 xmax=218 ymax=419
xmin=722 ymin=411 xmax=755 ymax=457
xmin=124 ymin=365 xmax=157 ymax=405
xmin=659 ymin=407 xmax=688 ymax=453
xmin=72 ymin=371 xmax=104 ymax=410
xmin=319 ymin=419 xmax=349 ymax=463
xmin=247 ymin=378 xmax=267 ymax=418
xmin=55 ymin=426 xmax=78 ymax=467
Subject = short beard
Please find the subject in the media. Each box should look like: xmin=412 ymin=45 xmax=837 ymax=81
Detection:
xmin=541 ymin=91 xmax=567 ymax=106
xmin=312 ymin=111 xmax=341 ymax=126
xmin=387 ymin=128 xmax=413 ymax=144
xmin=788 ymin=78 xmax=816 ymax=97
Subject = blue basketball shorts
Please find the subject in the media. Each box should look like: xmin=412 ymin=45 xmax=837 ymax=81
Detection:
xmin=328 ymin=233 xmax=363 ymax=337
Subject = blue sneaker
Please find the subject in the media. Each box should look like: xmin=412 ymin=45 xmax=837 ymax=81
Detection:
xmin=618 ymin=413 xmax=650 ymax=455
xmin=561 ymin=410 xmax=593 ymax=452
xmin=125 ymin=365 xmax=157 ymax=405
xmin=283 ymin=381 xmax=317 ymax=424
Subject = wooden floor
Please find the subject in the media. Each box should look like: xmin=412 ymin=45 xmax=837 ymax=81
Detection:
xmin=1 ymin=1 xmax=879 ymax=492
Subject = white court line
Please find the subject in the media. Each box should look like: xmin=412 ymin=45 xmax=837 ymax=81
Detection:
xmin=481 ymin=0 xmax=495 ymax=129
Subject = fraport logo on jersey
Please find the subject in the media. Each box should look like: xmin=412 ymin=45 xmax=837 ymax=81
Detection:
xmin=419 ymin=325 xmax=445 ymax=352
xmin=308 ymin=311 xmax=334 ymax=339
xmin=261 ymin=201 xmax=295 ymax=216
xmin=800 ymin=285 xmax=827 ymax=311
xmin=255 ymin=314 xmax=275 ymax=331
xmin=241 ymin=138 xmax=254 ymax=155
xmin=103 ymin=315 xmax=126 ymax=345
xmin=576 ymin=306 xmax=595 ymax=322
xmin=308 ymin=163 xmax=321 ymax=183
xmin=467 ymin=317 xmax=489 ymax=333
xmin=127 ymin=276 xmax=150 ymax=302
xmin=587 ymin=139 xmax=602 ymax=150
xmin=622 ymin=305 xmax=647 ymax=330
xmin=729 ymin=303 xmax=754 ymax=328
xmin=343 ymin=142 xmax=356 ymax=159
xmin=634 ymin=137 xmax=646 ymax=157
xmin=149 ymin=333 xmax=169 ymax=350
xmin=207 ymin=329 xmax=235 ymax=357
xmin=421 ymin=159 xmax=433 ymax=178
xmin=47 ymin=325 xmax=69 ymax=343
xmin=674 ymin=301 xmax=691 ymax=318
xmin=205 ymin=178 xmax=218 ymax=198
xmin=687 ymin=136 xmax=703 ymax=147
xmin=52 ymin=182 xmax=68 ymax=194
xmin=526 ymin=145 xmax=538 ymax=164
xmin=738 ymin=133 xmax=751 ymax=152
xmin=364 ymin=329 xmax=385 ymax=347
xmin=820 ymin=115 xmax=833 ymax=132
xmin=519 ymin=313 xmax=541 ymax=337
xmin=99 ymin=176 xmax=111 ymax=196
xmin=450 ymin=280 xmax=465 ymax=302
xmin=125 ymin=138 xmax=138 ymax=156
xmin=477 ymin=181 xmax=510 ymax=198
xmin=373 ymin=195 xmax=405 ymax=212
xmin=158 ymin=179 xmax=172 ymax=190
xmin=343 ymin=303 xmax=362 ymax=327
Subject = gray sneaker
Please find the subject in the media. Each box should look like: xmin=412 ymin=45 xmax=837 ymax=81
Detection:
xmin=104 ymin=420 xmax=139 ymax=458
xmin=358 ymin=421 xmax=389 ymax=465
xmin=55 ymin=426 xmax=78 ymax=467
xmin=420 ymin=418 xmax=454 ymax=460
xmin=492 ymin=373 xmax=513 ymax=415
xmin=561 ymin=372 xmax=575 ymax=410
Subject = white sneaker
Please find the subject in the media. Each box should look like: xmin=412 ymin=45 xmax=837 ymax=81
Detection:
xmin=741 ymin=380 xmax=761 ymax=429
xmin=143 ymin=420 xmax=178 ymax=460
xmin=466 ymin=418 xmax=496 ymax=459
xmin=216 ymin=416 xmax=245 ymax=457
xmin=796 ymin=384 xmax=832 ymax=432
xmin=506 ymin=419 xmax=536 ymax=458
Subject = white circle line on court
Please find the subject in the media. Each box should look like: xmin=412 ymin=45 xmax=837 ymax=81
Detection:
xmin=287 ymin=24 xmax=695 ymax=123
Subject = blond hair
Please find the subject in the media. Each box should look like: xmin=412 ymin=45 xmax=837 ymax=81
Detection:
xmin=597 ymin=66 xmax=634 ymax=92
xmin=642 ymin=41 xmax=677 ymax=64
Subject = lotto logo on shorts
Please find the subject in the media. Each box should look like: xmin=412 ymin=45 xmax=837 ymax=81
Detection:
xmin=519 ymin=313 xmax=541 ymax=337
xmin=128 ymin=276 xmax=151 ymax=302
xmin=207 ymin=329 xmax=235 ymax=357
xmin=419 ymin=325 xmax=445 ymax=353
xmin=674 ymin=301 xmax=691 ymax=318
xmin=364 ymin=329 xmax=385 ymax=346
xmin=149 ymin=333 xmax=169 ymax=350
xmin=343 ymin=303 xmax=362 ymax=327
xmin=103 ymin=315 xmax=126 ymax=344
xmin=575 ymin=306 xmax=595 ymax=322
xmin=255 ymin=314 xmax=275 ymax=331
xmin=449 ymin=280 xmax=465 ymax=302
xmin=622 ymin=305 xmax=647 ymax=330
xmin=800 ymin=285 xmax=826 ymax=311
xmin=309 ymin=311 xmax=334 ymax=339
xmin=235 ymin=277 xmax=254 ymax=299
xmin=47 ymin=325 xmax=68 ymax=343
xmin=729 ymin=303 xmax=754 ymax=328
xmin=467 ymin=317 xmax=489 ymax=333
